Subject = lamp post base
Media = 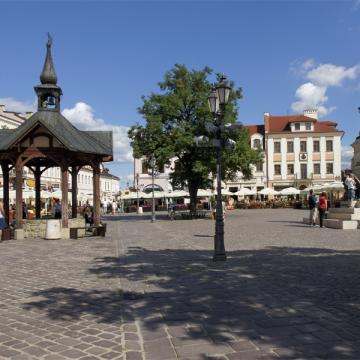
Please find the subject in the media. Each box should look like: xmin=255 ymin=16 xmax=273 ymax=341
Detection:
xmin=213 ymin=253 xmax=227 ymax=261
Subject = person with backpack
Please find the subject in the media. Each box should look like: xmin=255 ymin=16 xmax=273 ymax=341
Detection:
xmin=308 ymin=189 xmax=318 ymax=226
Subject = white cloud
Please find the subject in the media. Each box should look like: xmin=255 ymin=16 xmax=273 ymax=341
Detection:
xmin=307 ymin=64 xmax=360 ymax=87
xmin=291 ymin=60 xmax=360 ymax=117
xmin=62 ymin=102 xmax=132 ymax=164
xmin=341 ymin=145 xmax=354 ymax=169
xmin=0 ymin=97 xmax=36 ymax=113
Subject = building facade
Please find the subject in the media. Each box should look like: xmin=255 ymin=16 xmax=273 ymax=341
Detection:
xmin=351 ymin=133 xmax=360 ymax=180
xmin=133 ymin=109 xmax=343 ymax=192
xmin=0 ymin=104 xmax=120 ymax=203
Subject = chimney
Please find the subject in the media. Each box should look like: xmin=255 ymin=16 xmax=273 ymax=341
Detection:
xmin=303 ymin=109 xmax=318 ymax=120
xmin=264 ymin=112 xmax=270 ymax=117
xmin=0 ymin=105 xmax=5 ymax=113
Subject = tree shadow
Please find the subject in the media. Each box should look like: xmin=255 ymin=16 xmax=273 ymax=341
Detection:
xmin=24 ymin=246 xmax=360 ymax=359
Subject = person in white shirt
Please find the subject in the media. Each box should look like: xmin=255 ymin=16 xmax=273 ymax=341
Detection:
xmin=345 ymin=174 xmax=356 ymax=207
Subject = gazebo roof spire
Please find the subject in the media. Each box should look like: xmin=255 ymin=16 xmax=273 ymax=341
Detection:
xmin=40 ymin=33 xmax=58 ymax=85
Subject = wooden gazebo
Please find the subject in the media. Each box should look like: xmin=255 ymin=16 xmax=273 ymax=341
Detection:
xmin=0 ymin=36 xmax=113 ymax=239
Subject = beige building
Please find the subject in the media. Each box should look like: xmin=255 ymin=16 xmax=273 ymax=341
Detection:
xmin=264 ymin=110 xmax=343 ymax=190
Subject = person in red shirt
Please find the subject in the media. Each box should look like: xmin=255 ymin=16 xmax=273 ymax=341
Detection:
xmin=318 ymin=192 xmax=327 ymax=228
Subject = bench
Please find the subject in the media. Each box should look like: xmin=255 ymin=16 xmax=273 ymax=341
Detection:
xmin=168 ymin=209 xmax=212 ymax=220
xmin=70 ymin=224 xmax=107 ymax=239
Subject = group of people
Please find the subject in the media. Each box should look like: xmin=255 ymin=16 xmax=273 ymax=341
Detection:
xmin=308 ymin=190 xmax=328 ymax=228
xmin=308 ymin=173 xmax=359 ymax=228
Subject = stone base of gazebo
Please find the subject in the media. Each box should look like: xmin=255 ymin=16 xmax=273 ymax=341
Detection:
xmin=14 ymin=218 xmax=85 ymax=240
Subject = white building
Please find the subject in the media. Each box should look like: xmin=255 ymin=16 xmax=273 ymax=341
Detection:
xmin=0 ymin=105 xmax=120 ymax=203
xmin=133 ymin=109 xmax=344 ymax=192
xmin=264 ymin=110 xmax=343 ymax=190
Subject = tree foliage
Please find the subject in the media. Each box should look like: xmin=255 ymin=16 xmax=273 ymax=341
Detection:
xmin=128 ymin=64 xmax=262 ymax=212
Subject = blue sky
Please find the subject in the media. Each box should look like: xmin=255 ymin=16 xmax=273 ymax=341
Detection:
xmin=1 ymin=1 xmax=360 ymax=187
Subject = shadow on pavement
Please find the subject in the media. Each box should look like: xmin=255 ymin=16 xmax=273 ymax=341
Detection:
xmin=24 ymin=246 xmax=360 ymax=359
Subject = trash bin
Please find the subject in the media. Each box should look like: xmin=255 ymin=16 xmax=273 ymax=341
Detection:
xmin=45 ymin=219 xmax=62 ymax=239
xmin=138 ymin=207 xmax=143 ymax=214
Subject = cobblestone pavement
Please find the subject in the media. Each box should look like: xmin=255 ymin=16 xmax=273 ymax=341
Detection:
xmin=0 ymin=209 xmax=359 ymax=360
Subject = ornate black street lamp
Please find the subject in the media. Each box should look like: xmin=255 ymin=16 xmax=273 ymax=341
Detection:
xmin=195 ymin=75 xmax=240 ymax=261
xmin=150 ymin=156 xmax=156 ymax=223
xmin=136 ymin=173 xmax=140 ymax=214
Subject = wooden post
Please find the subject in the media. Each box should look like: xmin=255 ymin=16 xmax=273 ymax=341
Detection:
xmin=93 ymin=162 xmax=101 ymax=226
xmin=0 ymin=162 xmax=10 ymax=226
xmin=15 ymin=161 xmax=23 ymax=229
xmin=34 ymin=165 xmax=41 ymax=219
xmin=71 ymin=166 xmax=79 ymax=218
xmin=61 ymin=165 xmax=69 ymax=228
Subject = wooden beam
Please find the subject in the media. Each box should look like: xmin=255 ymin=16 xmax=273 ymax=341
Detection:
xmin=71 ymin=166 xmax=80 ymax=218
xmin=93 ymin=162 xmax=101 ymax=226
xmin=15 ymin=160 xmax=23 ymax=229
xmin=0 ymin=162 xmax=10 ymax=226
xmin=34 ymin=165 xmax=41 ymax=219
xmin=61 ymin=166 xmax=69 ymax=228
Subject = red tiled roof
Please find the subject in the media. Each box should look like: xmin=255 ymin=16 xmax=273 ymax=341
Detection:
xmin=264 ymin=115 xmax=341 ymax=134
xmin=244 ymin=124 xmax=264 ymax=136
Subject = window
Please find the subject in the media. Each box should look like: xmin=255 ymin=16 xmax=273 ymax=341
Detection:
xmin=300 ymin=140 xmax=307 ymax=152
xmin=287 ymin=164 xmax=294 ymax=175
xmin=326 ymin=163 xmax=333 ymax=174
xmin=287 ymin=141 xmax=294 ymax=153
xmin=141 ymin=161 xmax=148 ymax=174
xmin=295 ymin=123 xmax=300 ymax=130
xmin=300 ymin=164 xmax=307 ymax=179
xmin=305 ymin=122 xmax=311 ymax=130
xmin=256 ymin=161 xmax=263 ymax=172
xmin=313 ymin=140 xmax=320 ymax=152
xmin=274 ymin=142 xmax=281 ymax=153
xmin=253 ymin=139 xmax=261 ymax=148
xmin=314 ymin=163 xmax=321 ymax=174
xmin=326 ymin=140 xmax=333 ymax=152
xmin=274 ymin=164 xmax=281 ymax=175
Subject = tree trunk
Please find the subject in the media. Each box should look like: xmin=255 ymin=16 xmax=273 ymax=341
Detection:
xmin=188 ymin=182 xmax=198 ymax=217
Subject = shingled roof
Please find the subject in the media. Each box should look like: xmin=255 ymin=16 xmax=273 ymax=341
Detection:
xmin=0 ymin=111 xmax=112 ymax=156
xmin=264 ymin=114 xmax=342 ymax=134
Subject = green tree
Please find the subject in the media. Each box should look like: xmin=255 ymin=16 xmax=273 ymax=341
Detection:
xmin=128 ymin=64 xmax=262 ymax=214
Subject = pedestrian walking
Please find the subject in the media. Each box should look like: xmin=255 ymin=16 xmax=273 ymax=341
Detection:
xmin=318 ymin=192 xmax=327 ymax=228
xmin=0 ymin=201 xmax=6 ymax=241
xmin=308 ymin=189 xmax=318 ymax=226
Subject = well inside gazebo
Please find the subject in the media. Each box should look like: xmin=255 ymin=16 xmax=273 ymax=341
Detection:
xmin=0 ymin=36 xmax=113 ymax=239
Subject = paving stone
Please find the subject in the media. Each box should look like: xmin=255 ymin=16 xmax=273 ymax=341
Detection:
xmin=59 ymin=349 xmax=88 ymax=358
xmin=125 ymin=351 xmax=143 ymax=360
xmin=92 ymin=339 xmax=118 ymax=348
xmin=86 ymin=346 xmax=109 ymax=356
xmin=175 ymin=343 xmax=233 ymax=358
xmin=1 ymin=211 xmax=360 ymax=360
xmin=125 ymin=340 xmax=142 ymax=351
xmin=143 ymin=338 xmax=176 ymax=359
xmin=124 ymin=332 xmax=140 ymax=341
xmin=22 ymin=345 xmax=49 ymax=356
xmin=0 ymin=347 xmax=21 ymax=358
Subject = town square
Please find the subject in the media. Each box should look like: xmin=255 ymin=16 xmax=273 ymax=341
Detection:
xmin=1 ymin=1 xmax=360 ymax=359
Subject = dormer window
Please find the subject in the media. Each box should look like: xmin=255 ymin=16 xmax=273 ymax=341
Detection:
xmin=294 ymin=123 xmax=300 ymax=130
xmin=305 ymin=122 xmax=311 ymax=130
xmin=253 ymin=139 xmax=261 ymax=149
